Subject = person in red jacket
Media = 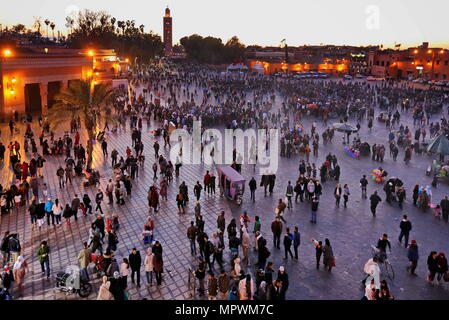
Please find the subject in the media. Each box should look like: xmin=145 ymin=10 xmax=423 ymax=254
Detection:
xmin=203 ymin=170 xmax=211 ymax=193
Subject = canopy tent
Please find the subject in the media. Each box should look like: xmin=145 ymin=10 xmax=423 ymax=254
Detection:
xmin=252 ymin=63 xmax=265 ymax=74
xmin=332 ymin=122 xmax=358 ymax=133
xmin=227 ymin=63 xmax=248 ymax=72
xmin=427 ymin=134 xmax=449 ymax=155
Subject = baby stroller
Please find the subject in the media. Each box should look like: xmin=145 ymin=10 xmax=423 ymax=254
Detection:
xmin=91 ymin=254 xmax=106 ymax=277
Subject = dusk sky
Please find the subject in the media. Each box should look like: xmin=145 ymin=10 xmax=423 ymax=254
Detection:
xmin=1 ymin=0 xmax=448 ymax=48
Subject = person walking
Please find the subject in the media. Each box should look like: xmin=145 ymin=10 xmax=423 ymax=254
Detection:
xmin=193 ymin=256 xmax=206 ymax=296
xmin=283 ymin=228 xmax=294 ymax=260
xmin=440 ymin=196 xmax=449 ymax=222
xmin=194 ymin=181 xmax=203 ymax=201
xmin=238 ymin=274 xmax=255 ymax=300
xmin=218 ymin=269 xmax=230 ymax=300
xmin=241 ymin=227 xmax=251 ymax=265
xmin=101 ymin=140 xmax=108 ymax=157
xmin=249 ymin=177 xmax=257 ymax=202
xmin=97 ymin=276 xmax=113 ymax=300
xmin=37 ymin=241 xmax=50 ymax=278
xmin=207 ymin=272 xmax=218 ymax=300
xmin=360 ymin=175 xmax=368 ymax=198
xmin=343 ymin=184 xmax=350 ymax=208
xmin=406 ymin=240 xmax=419 ymax=275
xmin=56 ymin=166 xmax=65 ymax=188
xmin=271 ymin=217 xmax=283 ymax=249
xmin=77 ymin=242 xmax=92 ymax=280
xmin=144 ymin=247 xmax=154 ymax=287
xmin=95 ymin=188 xmax=104 ymax=215
xmin=285 ymin=181 xmax=293 ymax=209
xmin=427 ymin=251 xmax=439 ymax=284
xmin=129 ymin=248 xmax=142 ymax=287
xmin=187 ymin=221 xmax=198 ymax=255
xmin=71 ymin=194 xmax=80 ymax=222
xmin=322 ymin=239 xmax=334 ymax=272
xmin=277 ymin=266 xmax=289 ymax=300
xmin=334 ymin=184 xmax=342 ymax=208
xmin=398 ymin=215 xmax=412 ymax=248
xmin=436 ymin=252 xmax=448 ymax=283
xmin=293 ymin=226 xmax=300 ymax=260
xmin=369 ymin=191 xmax=382 ymax=217
xmin=12 ymin=255 xmax=29 ymax=297
xmin=310 ymin=196 xmax=319 ymax=224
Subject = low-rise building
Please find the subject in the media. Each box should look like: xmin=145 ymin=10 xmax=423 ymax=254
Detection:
xmin=0 ymin=42 xmax=128 ymax=121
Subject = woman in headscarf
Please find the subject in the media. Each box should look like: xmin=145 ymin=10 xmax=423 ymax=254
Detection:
xmin=144 ymin=247 xmax=154 ymax=286
xmin=238 ymin=274 xmax=255 ymax=300
xmin=13 ymin=255 xmax=29 ymax=297
xmin=97 ymin=275 xmax=113 ymax=300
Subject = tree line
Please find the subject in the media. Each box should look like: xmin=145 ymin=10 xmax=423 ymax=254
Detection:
xmin=180 ymin=34 xmax=246 ymax=64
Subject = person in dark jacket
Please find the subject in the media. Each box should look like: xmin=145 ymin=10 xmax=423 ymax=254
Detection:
xmin=207 ymin=271 xmax=218 ymax=300
xmin=283 ymin=228 xmax=294 ymax=260
xmin=1 ymin=232 xmax=10 ymax=266
xmin=109 ymin=271 xmax=126 ymax=300
xmin=95 ymin=188 xmax=104 ymax=214
xmin=369 ymin=191 xmax=382 ymax=217
xmin=436 ymin=252 xmax=448 ymax=282
xmin=398 ymin=215 xmax=412 ymax=248
xmin=271 ymin=217 xmax=283 ymax=249
xmin=277 ymin=266 xmax=289 ymax=300
xmin=129 ymin=248 xmax=142 ymax=287
xmin=406 ymin=240 xmax=419 ymax=275
xmin=249 ymin=177 xmax=257 ymax=202
xmin=440 ymin=196 xmax=449 ymax=222
xmin=70 ymin=195 xmax=80 ymax=221
xmin=293 ymin=226 xmax=300 ymax=260
xmin=82 ymin=194 xmax=92 ymax=215
xmin=257 ymin=238 xmax=270 ymax=270
xmin=427 ymin=251 xmax=439 ymax=284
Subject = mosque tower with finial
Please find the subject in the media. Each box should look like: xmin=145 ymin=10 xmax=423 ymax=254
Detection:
xmin=163 ymin=6 xmax=173 ymax=56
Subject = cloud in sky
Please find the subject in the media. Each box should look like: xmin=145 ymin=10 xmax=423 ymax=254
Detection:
xmin=0 ymin=0 xmax=448 ymax=48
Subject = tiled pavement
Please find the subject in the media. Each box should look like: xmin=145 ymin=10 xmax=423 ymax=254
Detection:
xmin=1 ymin=81 xmax=449 ymax=300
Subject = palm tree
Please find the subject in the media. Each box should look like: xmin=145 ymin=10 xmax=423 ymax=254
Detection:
xmin=65 ymin=17 xmax=74 ymax=35
xmin=44 ymin=19 xmax=50 ymax=38
xmin=49 ymin=80 xmax=117 ymax=169
xmin=50 ymin=22 xmax=56 ymax=41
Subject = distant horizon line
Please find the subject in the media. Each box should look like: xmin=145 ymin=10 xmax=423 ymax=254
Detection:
xmin=1 ymin=22 xmax=448 ymax=50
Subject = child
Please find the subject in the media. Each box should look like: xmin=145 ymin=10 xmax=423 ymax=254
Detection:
xmin=434 ymin=204 xmax=441 ymax=218
xmin=112 ymin=215 xmax=120 ymax=232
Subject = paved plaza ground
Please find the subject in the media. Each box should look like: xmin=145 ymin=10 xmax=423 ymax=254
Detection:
xmin=1 ymin=80 xmax=449 ymax=300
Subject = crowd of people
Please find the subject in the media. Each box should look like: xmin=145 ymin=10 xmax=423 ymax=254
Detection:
xmin=1 ymin=59 xmax=449 ymax=301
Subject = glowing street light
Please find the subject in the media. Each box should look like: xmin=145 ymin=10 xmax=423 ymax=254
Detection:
xmin=3 ymin=49 xmax=12 ymax=57
xmin=88 ymin=50 xmax=94 ymax=57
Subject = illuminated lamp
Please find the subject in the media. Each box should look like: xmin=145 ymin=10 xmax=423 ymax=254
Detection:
xmin=414 ymin=50 xmax=418 ymax=54
xmin=44 ymin=48 xmax=49 ymax=53
xmin=9 ymin=89 xmax=15 ymax=95
xmin=125 ymin=58 xmax=129 ymax=63
xmin=88 ymin=50 xmax=94 ymax=56
xmin=3 ymin=49 xmax=12 ymax=57
xmin=11 ymin=77 xmax=17 ymax=84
